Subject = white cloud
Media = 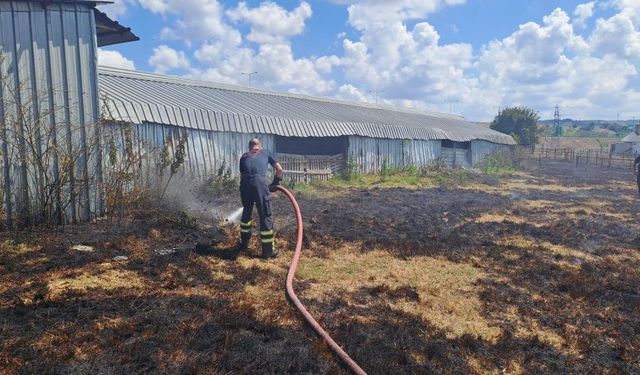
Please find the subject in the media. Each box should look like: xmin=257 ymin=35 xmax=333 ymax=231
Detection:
xmin=97 ymin=49 xmax=136 ymax=70
xmin=137 ymin=0 xmax=241 ymax=45
xmin=574 ymin=2 xmax=595 ymax=27
xmin=128 ymin=0 xmax=640 ymax=120
xmin=590 ymin=13 xmax=640 ymax=59
xmin=97 ymin=0 xmax=131 ymax=20
xmin=615 ymin=0 xmax=640 ymax=23
xmin=227 ymin=1 xmax=312 ymax=44
xmin=473 ymin=7 xmax=640 ymax=119
xmin=336 ymin=83 xmax=367 ymax=102
xmin=333 ymin=0 xmax=477 ymax=113
xmin=148 ymin=45 xmax=190 ymax=74
xmin=179 ymin=1 xmax=333 ymax=95
xmin=315 ymin=55 xmax=341 ymax=74
xmin=340 ymin=0 xmax=466 ymax=30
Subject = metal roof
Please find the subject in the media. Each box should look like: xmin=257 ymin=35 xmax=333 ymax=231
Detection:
xmin=98 ymin=66 xmax=516 ymax=145
xmin=94 ymin=8 xmax=139 ymax=47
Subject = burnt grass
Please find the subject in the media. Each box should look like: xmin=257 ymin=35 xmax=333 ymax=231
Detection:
xmin=1 ymin=160 xmax=639 ymax=374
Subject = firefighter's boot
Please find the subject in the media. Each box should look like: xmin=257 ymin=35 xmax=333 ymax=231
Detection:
xmin=260 ymin=230 xmax=278 ymax=259
xmin=239 ymin=220 xmax=252 ymax=251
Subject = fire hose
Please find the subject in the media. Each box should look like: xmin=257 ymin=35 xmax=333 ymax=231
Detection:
xmin=276 ymin=185 xmax=367 ymax=375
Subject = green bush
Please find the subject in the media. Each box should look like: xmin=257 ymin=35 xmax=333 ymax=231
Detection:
xmin=203 ymin=160 xmax=238 ymax=194
xmin=342 ymin=154 xmax=362 ymax=181
xmin=403 ymin=163 xmax=417 ymax=175
xmin=479 ymin=152 xmax=515 ymax=176
xmin=380 ymin=156 xmax=392 ymax=181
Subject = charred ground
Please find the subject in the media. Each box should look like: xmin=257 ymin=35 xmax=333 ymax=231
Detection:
xmin=1 ymin=160 xmax=638 ymax=374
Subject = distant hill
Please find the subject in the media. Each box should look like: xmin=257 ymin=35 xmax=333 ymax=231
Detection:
xmin=538 ymin=119 xmax=634 ymax=138
xmin=537 ymin=137 xmax=618 ymax=150
xmin=475 ymin=118 xmax=633 ymax=138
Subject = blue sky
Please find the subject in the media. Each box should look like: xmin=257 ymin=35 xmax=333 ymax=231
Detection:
xmin=98 ymin=1 xmax=639 ymax=121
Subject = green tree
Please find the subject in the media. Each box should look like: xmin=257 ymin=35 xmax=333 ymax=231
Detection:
xmin=490 ymin=106 xmax=539 ymax=145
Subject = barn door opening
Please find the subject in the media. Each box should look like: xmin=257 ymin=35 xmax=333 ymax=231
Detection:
xmin=274 ymin=136 xmax=348 ymax=181
xmin=441 ymin=140 xmax=471 ymax=167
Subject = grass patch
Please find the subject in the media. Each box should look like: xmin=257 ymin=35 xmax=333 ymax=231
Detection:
xmin=0 ymin=240 xmax=41 ymax=254
xmin=325 ymin=166 xmax=479 ymax=189
xmin=297 ymin=247 xmax=499 ymax=340
xmin=47 ymin=264 xmax=145 ymax=299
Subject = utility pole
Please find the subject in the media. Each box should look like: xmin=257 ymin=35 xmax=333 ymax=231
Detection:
xmin=446 ymin=99 xmax=459 ymax=114
xmin=241 ymin=71 xmax=258 ymax=87
xmin=368 ymin=89 xmax=385 ymax=104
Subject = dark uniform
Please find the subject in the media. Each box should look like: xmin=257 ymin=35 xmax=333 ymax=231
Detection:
xmin=239 ymin=149 xmax=278 ymax=257
xmin=635 ymin=155 xmax=640 ymax=196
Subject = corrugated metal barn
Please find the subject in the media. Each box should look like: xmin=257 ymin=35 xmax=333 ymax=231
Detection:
xmin=99 ymin=67 xmax=515 ymax=178
xmin=0 ymin=0 xmax=514 ymax=225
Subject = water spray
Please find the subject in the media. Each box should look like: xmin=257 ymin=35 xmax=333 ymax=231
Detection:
xmin=223 ymin=207 xmax=244 ymax=225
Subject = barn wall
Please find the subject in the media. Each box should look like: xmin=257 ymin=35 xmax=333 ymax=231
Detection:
xmin=440 ymin=148 xmax=469 ymax=167
xmin=471 ymin=140 xmax=509 ymax=166
xmin=0 ymin=1 xmax=100 ymax=225
xmin=347 ymin=137 xmax=510 ymax=172
xmin=347 ymin=136 xmax=441 ymax=173
xmin=103 ymin=122 xmax=274 ymax=179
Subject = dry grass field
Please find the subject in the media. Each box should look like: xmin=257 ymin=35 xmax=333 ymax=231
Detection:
xmin=1 ymin=160 xmax=638 ymax=374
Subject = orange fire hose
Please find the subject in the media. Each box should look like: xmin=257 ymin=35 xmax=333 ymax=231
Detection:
xmin=276 ymin=185 xmax=367 ymax=375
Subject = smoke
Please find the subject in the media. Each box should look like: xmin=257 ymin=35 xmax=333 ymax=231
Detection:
xmin=156 ymin=171 xmax=241 ymax=226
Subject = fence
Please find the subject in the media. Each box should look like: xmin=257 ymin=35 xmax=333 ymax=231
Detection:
xmin=533 ymin=147 xmax=636 ymax=171
xmin=277 ymin=153 xmax=344 ymax=182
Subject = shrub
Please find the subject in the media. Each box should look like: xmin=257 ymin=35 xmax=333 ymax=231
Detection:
xmin=380 ymin=156 xmax=392 ymax=180
xmin=342 ymin=154 xmax=362 ymax=181
xmin=418 ymin=159 xmax=448 ymax=176
xmin=479 ymin=151 xmax=515 ymax=176
xmin=205 ymin=160 xmax=238 ymax=194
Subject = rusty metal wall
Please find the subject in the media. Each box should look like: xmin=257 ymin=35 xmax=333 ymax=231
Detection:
xmin=0 ymin=1 xmax=100 ymax=225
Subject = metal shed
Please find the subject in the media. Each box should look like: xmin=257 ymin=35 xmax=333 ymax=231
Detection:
xmin=0 ymin=0 xmax=137 ymax=225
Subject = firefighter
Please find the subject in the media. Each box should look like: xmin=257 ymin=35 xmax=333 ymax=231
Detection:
xmin=634 ymin=153 xmax=640 ymax=197
xmin=238 ymin=138 xmax=283 ymax=259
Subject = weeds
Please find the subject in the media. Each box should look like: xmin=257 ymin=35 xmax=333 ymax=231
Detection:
xmin=158 ymin=135 xmax=188 ymax=201
xmin=202 ymin=160 xmax=238 ymax=195
xmin=342 ymin=153 xmax=362 ymax=182
xmin=479 ymin=152 xmax=515 ymax=177
xmin=380 ymin=156 xmax=392 ymax=181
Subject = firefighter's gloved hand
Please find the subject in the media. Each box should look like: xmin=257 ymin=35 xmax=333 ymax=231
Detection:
xmin=269 ymin=176 xmax=282 ymax=192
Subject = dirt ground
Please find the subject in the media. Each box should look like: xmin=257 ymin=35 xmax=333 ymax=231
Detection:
xmin=1 ymin=160 xmax=639 ymax=374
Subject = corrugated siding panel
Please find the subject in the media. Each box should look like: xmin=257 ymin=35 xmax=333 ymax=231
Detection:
xmin=441 ymin=148 xmax=470 ymax=168
xmin=102 ymin=122 xmax=275 ymax=179
xmin=471 ymin=140 xmax=508 ymax=166
xmin=0 ymin=2 xmax=100 ymax=225
xmin=347 ymin=136 xmax=441 ymax=173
